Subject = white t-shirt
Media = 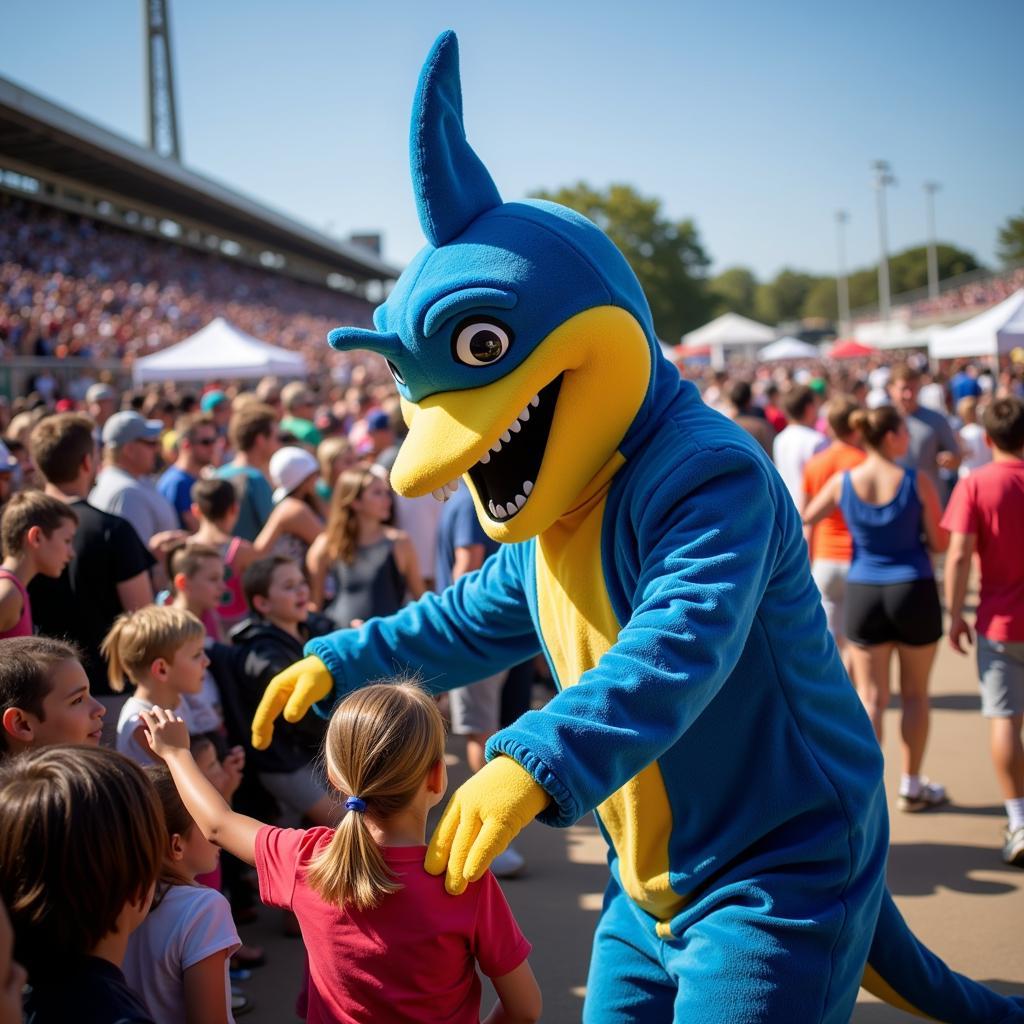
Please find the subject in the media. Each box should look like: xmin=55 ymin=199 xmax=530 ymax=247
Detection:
xmin=124 ymin=884 xmax=240 ymax=1024
xmin=958 ymin=423 xmax=992 ymax=478
xmin=117 ymin=695 xmax=196 ymax=766
xmin=773 ymin=424 xmax=828 ymax=509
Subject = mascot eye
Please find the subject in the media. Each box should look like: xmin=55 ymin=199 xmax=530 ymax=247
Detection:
xmin=452 ymin=318 xmax=512 ymax=367
xmin=386 ymin=360 xmax=406 ymax=386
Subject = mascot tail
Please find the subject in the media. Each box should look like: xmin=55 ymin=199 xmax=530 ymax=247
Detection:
xmin=863 ymin=890 xmax=1024 ymax=1022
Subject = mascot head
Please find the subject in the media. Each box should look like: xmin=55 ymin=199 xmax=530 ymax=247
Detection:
xmin=329 ymin=30 xmax=665 ymax=542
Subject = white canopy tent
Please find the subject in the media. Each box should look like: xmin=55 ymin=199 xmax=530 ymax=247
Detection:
xmin=929 ymin=290 xmax=1024 ymax=360
xmin=757 ymin=336 xmax=819 ymax=361
xmin=682 ymin=313 xmax=775 ymax=369
xmin=132 ymin=317 xmax=309 ymax=383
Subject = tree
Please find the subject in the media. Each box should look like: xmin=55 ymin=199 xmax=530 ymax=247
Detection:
xmin=710 ymin=267 xmax=759 ymax=318
xmin=888 ymin=244 xmax=980 ymax=294
xmin=531 ymin=182 xmax=713 ymax=340
xmin=997 ymin=211 xmax=1024 ymax=266
xmin=753 ymin=269 xmax=821 ymax=325
xmin=801 ymin=278 xmax=839 ymax=321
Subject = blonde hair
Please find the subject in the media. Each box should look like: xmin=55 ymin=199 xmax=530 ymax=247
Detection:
xmin=307 ymin=681 xmax=445 ymax=911
xmin=101 ymin=605 xmax=205 ymax=692
xmin=324 ymin=467 xmax=377 ymax=564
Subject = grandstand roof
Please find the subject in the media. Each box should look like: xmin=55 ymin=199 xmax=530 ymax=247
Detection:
xmin=0 ymin=74 xmax=400 ymax=283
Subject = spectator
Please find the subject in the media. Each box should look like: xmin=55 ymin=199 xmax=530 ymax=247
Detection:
xmin=942 ymin=396 xmax=1024 ymax=866
xmin=256 ymin=447 xmax=323 ymax=570
xmin=726 ymin=380 xmax=775 ymax=457
xmin=760 ymin=382 xmax=787 ymax=434
xmin=215 ymin=403 xmax=279 ymax=542
xmin=956 ymin=396 xmax=992 ymax=479
xmin=950 ymin=362 xmax=983 ymax=405
xmin=314 ymin=436 xmax=356 ymax=507
xmin=773 ymin=385 xmax=828 ymax=508
xmin=0 ymin=490 xmax=78 ymax=639
xmin=279 ymin=382 xmax=323 ymax=449
xmin=86 ymin=382 xmax=117 ymax=432
xmin=200 ymin=388 xmax=231 ymax=435
xmin=90 ymin=411 xmax=184 ymax=558
xmin=0 ymin=444 xmax=16 ymax=510
xmin=28 ymin=413 xmax=155 ymax=736
xmin=157 ymin=413 xmax=218 ymax=531
xmin=0 ymin=636 xmax=104 ymax=754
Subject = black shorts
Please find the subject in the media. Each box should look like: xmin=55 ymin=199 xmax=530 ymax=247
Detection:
xmin=845 ymin=579 xmax=943 ymax=647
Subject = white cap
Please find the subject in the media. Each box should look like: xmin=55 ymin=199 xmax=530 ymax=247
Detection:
xmin=269 ymin=446 xmax=319 ymax=504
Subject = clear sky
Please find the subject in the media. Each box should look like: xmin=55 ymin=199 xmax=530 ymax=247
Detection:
xmin=3 ymin=0 xmax=1022 ymax=282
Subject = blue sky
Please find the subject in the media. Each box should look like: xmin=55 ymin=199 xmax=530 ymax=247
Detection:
xmin=3 ymin=1 xmax=1022 ymax=282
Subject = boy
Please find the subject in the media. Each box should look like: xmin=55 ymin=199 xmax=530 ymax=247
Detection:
xmin=0 ymin=636 xmax=105 ymax=755
xmin=943 ymin=395 xmax=1024 ymax=866
xmin=0 ymin=491 xmax=78 ymax=639
xmin=229 ymin=557 xmax=337 ymax=827
xmin=0 ymin=745 xmax=163 ymax=1022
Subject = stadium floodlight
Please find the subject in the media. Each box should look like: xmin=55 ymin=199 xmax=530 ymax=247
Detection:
xmin=924 ymin=182 xmax=942 ymax=300
xmin=835 ymin=210 xmax=851 ymax=336
xmin=145 ymin=0 xmax=182 ymax=161
xmin=871 ymin=160 xmax=896 ymax=324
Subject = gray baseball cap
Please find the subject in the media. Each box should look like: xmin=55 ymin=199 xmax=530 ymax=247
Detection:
xmin=86 ymin=382 xmax=116 ymax=403
xmin=102 ymin=411 xmax=163 ymax=446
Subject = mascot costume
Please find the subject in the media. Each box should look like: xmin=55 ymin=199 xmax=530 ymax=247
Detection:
xmin=254 ymin=31 xmax=1023 ymax=1024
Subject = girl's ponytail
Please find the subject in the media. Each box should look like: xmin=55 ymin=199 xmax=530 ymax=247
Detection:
xmin=307 ymin=681 xmax=445 ymax=911
xmin=100 ymin=615 xmax=130 ymax=693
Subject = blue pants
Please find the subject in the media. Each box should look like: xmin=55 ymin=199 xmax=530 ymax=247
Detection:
xmin=583 ymin=867 xmax=882 ymax=1024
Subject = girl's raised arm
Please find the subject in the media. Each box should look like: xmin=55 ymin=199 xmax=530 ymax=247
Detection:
xmin=140 ymin=707 xmax=263 ymax=865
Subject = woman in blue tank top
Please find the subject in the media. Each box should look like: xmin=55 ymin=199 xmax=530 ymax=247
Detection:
xmin=804 ymin=405 xmax=950 ymax=812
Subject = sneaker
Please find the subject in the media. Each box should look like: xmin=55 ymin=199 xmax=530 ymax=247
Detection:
xmin=1003 ymin=825 xmax=1024 ymax=868
xmin=491 ymin=845 xmax=526 ymax=879
xmin=898 ymin=780 xmax=949 ymax=813
xmin=231 ymin=988 xmax=253 ymax=1017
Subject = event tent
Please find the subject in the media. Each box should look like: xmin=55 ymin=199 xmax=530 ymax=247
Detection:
xmin=681 ymin=313 xmax=775 ymax=368
xmin=757 ymin=336 xmax=819 ymax=361
xmin=928 ymin=289 xmax=1024 ymax=360
xmin=828 ymin=339 xmax=877 ymax=360
xmin=132 ymin=317 xmax=309 ymax=383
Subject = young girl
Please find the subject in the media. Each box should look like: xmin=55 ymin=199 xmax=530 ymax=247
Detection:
xmin=256 ymin=447 xmax=324 ymax=573
xmin=306 ymin=467 xmax=425 ymax=625
xmin=142 ymin=682 xmax=542 ymax=1024
xmin=123 ymin=765 xmax=240 ymax=1024
xmin=104 ymin=606 xmax=208 ymax=766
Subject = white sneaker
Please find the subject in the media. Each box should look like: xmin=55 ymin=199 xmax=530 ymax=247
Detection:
xmin=491 ymin=845 xmax=525 ymax=878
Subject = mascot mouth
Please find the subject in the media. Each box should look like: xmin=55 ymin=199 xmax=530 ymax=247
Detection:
xmin=467 ymin=375 xmax=563 ymax=521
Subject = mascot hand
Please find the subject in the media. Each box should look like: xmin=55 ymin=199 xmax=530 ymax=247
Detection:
xmin=251 ymin=655 xmax=333 ymax=751
xmin=425 ymin=756 xmax=549 ymax=894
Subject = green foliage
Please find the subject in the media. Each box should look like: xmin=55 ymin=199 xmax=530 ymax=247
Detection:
xmin=531 ymin=182 xmax=714 ymax=340
xmin=997 ymin=210 xmax=1024 ymax=266
xmin=710 ymin=267 xmax=758 ymax=318
xmin=802 ymin=278 xmax=839 ymax=320
xmin=754 ymin=269 xmax=821 ymax=324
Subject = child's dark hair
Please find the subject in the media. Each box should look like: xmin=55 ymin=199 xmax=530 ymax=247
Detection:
xmin=0 ymin=490 xmax=78 ymax=557
xmin=849 ymin=405 xmax=903 ymax=450
xmin=0 ymin=746 xmax=165 ymax=978
xmin=145 ymin=765 xmax=200 ymax=900
xmin=982 ymin=395 xmax=1024 ymax=454
xmin=191 ymin=477 xmax=240 ymax=521
xmin=0 ymin=637 xmax=81 ymax=754
xmin=308 ymin=681 xmax=445 ymax=911
xmin=242 ymin=555 xmax=295 ymax=612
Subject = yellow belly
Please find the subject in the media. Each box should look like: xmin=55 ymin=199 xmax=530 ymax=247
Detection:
xmin=535 ymin=455 xmax=681 ymax=923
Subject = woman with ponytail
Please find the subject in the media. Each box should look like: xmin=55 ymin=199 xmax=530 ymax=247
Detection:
xmin=139 ymin=682 xmax=541 ymax=1024
xmin=804 ymin=405 xmax=950 ymax=812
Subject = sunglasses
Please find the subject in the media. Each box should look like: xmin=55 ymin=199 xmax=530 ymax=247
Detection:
xmin=192 ymin=437 xmax=217 ymax=446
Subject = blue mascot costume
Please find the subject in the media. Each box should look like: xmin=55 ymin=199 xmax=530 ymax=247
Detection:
xmin=253 ymin=31 xmax=1024 ymax=1023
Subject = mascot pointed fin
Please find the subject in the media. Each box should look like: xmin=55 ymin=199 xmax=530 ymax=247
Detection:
xmin=410 ymin=30 xmax=502 ymax=247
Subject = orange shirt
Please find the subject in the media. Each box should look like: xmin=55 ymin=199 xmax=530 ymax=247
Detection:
xmin=803 ymin=441 xmax=866 ymax=562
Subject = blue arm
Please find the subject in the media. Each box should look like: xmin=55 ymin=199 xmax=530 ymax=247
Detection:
xmin=488 ymin=446 xmax=783 ymax=826
xmin=306 ymin=541 xmax=541 ymax=713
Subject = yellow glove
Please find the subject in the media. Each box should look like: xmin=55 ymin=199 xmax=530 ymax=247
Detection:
xmin=425 ymin=756 xmax=550 ymax=895
xmin=251 ymin=655 xmax=334 ymax=751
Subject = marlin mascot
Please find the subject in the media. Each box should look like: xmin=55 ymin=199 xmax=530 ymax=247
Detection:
xmin=253 ymin=31 xmax=1023 ymax=1023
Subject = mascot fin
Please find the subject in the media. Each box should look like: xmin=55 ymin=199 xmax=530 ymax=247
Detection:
xmin=864 ymin=891 xmax=1024 ymax=1021
xmin=410 ymin=30 xmax=502 ymax=246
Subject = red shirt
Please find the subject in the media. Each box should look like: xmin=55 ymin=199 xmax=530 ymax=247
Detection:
xmin=256 ymin=826 xmax=531 ymax=1024
xmin=942 ymin=459 xmax=1024 ymax=642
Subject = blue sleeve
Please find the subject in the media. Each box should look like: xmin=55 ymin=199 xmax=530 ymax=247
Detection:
xmin=306 ymin=541 xmax=541 ymax=715
xmin=488 ymin=446 xmax=782 ymax=827
xmin=451 ymin=497 xmax=488 ymax=550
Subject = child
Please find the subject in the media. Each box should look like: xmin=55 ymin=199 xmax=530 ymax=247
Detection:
xmin=229 ymin=556 xmax=337 ymax=827
xmin=0 ymin=636 xmax=105 ymax=755
xmin=190 ymin=478 xmax=257 ymax=633
xmin=0 ymin=490 xmax=77 ymax=638
xmin=142 ymin=682 xmax=542 ymax=1024
xmin=0 ymin=745 xmax=164 ymax=1023
xmin=104 ymin=606 xmax=208 ymax=766
xmin=123 ymin=766 xmax=240 ymax=1024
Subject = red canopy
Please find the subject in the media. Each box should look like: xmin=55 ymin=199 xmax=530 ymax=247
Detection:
xmin=829 ymin=339 xmax=877 ymax=359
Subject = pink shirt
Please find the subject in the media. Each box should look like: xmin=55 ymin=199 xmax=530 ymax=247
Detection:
xmin=942 ymin=459 xmax=1024 ymax=642
xmin=0 ymin=569 xmax=32 ymax=639
xmin=255 ymin=826 xmax=530 ymax=1024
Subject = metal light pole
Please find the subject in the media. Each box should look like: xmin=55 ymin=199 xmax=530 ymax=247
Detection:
xmin=871 ymin=160 xmax=895 ymax=324
xmin=835 ymin=210 xmax=851 ymax=336
xmin=924 ymin=182 xmax=941 ymax=300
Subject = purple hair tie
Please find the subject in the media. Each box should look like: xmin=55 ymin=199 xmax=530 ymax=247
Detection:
xmin=345 ymin=796 xmax=367 ymax=813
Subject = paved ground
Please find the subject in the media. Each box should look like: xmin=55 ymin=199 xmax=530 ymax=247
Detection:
xmin=238 ymin=635 xmax=1024 ymax=1022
